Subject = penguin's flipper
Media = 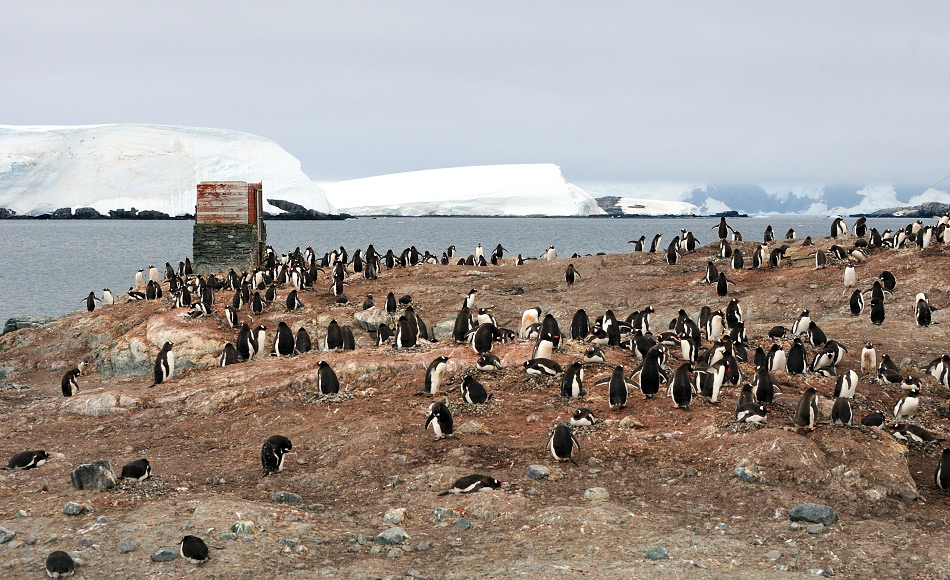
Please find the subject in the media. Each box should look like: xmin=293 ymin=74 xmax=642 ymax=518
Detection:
xmin=592 ymin=377 xmax=610 ymax=387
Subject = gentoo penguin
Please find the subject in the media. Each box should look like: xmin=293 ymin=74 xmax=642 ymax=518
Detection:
xmin=421 ymin=356 xmax=449 ymax=396
xmin=716 ymin=272 xmax=733 ymax=298
xmin=376 ymin=323 xmax=394 ymax=346
xmin=523 ymin=358 xmax=562 ymax=377
xmin=853 ymin=217 xmax=868 ymax=237
xmin=834 ymin=369 xmax=859 ymax=399
xmin=543 ymin=246 xmax=557 ymax=261
xmin=794 ymin=387 xmax=820 ymax=430
xmin=635 ymin=348 xmax=668 ymax=398
xmin=831 ymin=217 xmax=847 ymax=238
xmin=860 ymin=343 xmax=876 ymax=376
xmin=670 ymin=362 xmax=694 ymax=410
xmin=767 ymin=344 xmax=787 ymax=373
xmin=453 ymin=307 xmax=474 ymax=342
xmin=362 ymin=294 xmax=374 ymax=310
xmin=179 ymin=535 xmax=209 ymax=565
xmin=785 ymin=228 xmax=796 ymax=240
xmin=849 ymin=289 xmax=865 ymax=316
xmin=831 ymin=397 xmax=855 ymax=425
xmin=547 ymin=423 xmax=580 ymax=465
xmin=807 ymin=321 xmax=827 ymax=347
xmin=151 ymin=342 xmax=175 ymax=387
xmin=861 ymin=411 xmax=886 ymax=428
xmin=438 ymin=474 xmax=503 ymax=496
xmin=342 ymin=325 xmax=356 ymax=350
xmin=736 ymin=383 xmax=755 ymax=409
xmin=713 ymin=216 xmax=733 ymax=240
xmin=82 ymin=291 xmax=101 ymax=312
xmin=571 ymin=309 xmax=590 ymax=340
xmin=879 ymin=270 xmax=897 ymax=291
xmin=5 ymin=450 xmax=50 ymax=470
xmin=893 ymin=385 xmax=921 ymax=420
xmin=251 ymin=291 xmax=264 ymax=315
xmin=461 ymin=375 xmax=491 ymax=404
xmin=752 ymin=365 xmax=774 ymax=404
xmin=925 ymin=354 xmax=950 ymax=388
xmin=735 ymin=402 xmax=769 ymax=424
xmin=570 ymin=407 xmax=597 ymax=427
xmin=791 ymin=309 xmax=811 ymax=335
xmin=764 ymin=225 xmax=774 ymax=243
xmin=45 ymin=551 xmax=75 ymax=578
xmin=294 ymin=327 xmax=312 ymax=354
xmin=565 ymin=264 xmax=581 ymax=284
xmin=869 ymin=297 xmax=885 ymax=325
xmin=915 ymin=292 xmax=936 ymax=327
xmin=61 ymin=368 xmax=80 ymax=397
xmin=593 ymin=365 xmax=631 ymax=409
xmin=647 ymin=233 xmax=662 ymax=253
xmin=77 ymin=360 xmax=88 ymax=376
xmin=286 ymin=289 xmax=304 ymax=311
xmin=475 ymin=307 xmax=496 ymax=327
xmin=814 ymin=249 xmax=828 ymax=269
xmin=665 ymin=240 xmax=679 ymax=265
xmin=703 ymin=261 xmax=719 ymax=284
xmin=120 ymin=458 xmax=152 ymax=481
xmin=786 ymin=338 xmax=806 ymax=374
xmin=700 ymin=360 xmax=730 ymax=403
xmin=325 ymin=320 xmax=344 ymax=351
xmin=261 ymin=435 xmax=293 ymax=477
xmin=725 ymin=298 xmax=743 ymax=328
xmin=251 ymin=325 xmax=267 ymax=358
xmin=271 ymin=322 xmax=295 ymax=356
xmin=219 ymin=342 xmax=238 ymax=367
xmin=539 ymin=314 xmax=562 ymax=349
xmin=629 ymin=236 xmax=646 ymax=251
xmin=889 ymin=423 xmax=941 ymax=443
xmin=471 ymin=323 xmax=498 ymax=354
xmin=476 ymin=353 xmax=503 ymax=371
xmin=560 ymin=361 xmax=585 ymax=397
xmin=134 ymin=268 xmax=145 ymax=287
xmin=678 ymin=334 xmax=698 ymax=364
xmin=425 ymin=401 xmax=453 ymax=439
xmin=935 ymin=449 xmax=950 ymax=490
xmin=731 ymin=248 xmax=744 ymax=270
xmin=843 ymin=263 xmax=856 ymax=288
xmin=315 ymin=361 xmax=340 ymax=395
xmin=768 ymin=325 xmax=787 ymax=339
xmin=520 ymin=307 xmax=543 ymax=338
xmin=101 ymin=288 xmax=114 ymax=306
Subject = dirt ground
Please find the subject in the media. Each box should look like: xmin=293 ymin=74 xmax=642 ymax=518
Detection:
xmin=1 ymin=231 xmax=949 ymax=579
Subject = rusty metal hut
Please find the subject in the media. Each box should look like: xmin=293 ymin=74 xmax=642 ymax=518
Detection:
xmin=192 ymin=181 xmax=265 ymax=274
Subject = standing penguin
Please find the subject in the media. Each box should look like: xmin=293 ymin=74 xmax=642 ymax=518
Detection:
xmin=860 ymin=342 xmax=877 ymax=376
xmin=261 ymin=435 xmax=293 ymax=477
xmin=547 ymin=423 xmax=580 ymax=465
xmin=271 ymin=322 xmax=295 ymax=356
xmin=807 ymin=321 xmax=827 ymax=347
xmin=716 ymin=272 xmax=733 ymax=298
xmin=395 ymin=316 xmax=418 ymax=348
xmin=101 ymin=288 xmax=114 ymax=306
xmin=935 ymin=448 xmax=950 ymax=490
xmin=251 ymin=325 xmax=267 ymax=358
xmin=315 ymin=360 xmax=340 ymax=395
xmin=915 ymin=292 xmax=936 ymax=327
xmin=786 ymin=338 xmax=806 ymax=374
xmin=420 ymin=356 xmax=449 ymax=396
xmin=151 ymin=342 xmax=175 ymax=387
xmin=565 ymin=264 xmax=581 ymax=284
xmin=752 ymin=365 xmax=774 ymax=404
xmin=294 ymin=327 xmax=312 ymax=354
xmin=236 ymin=323 xmax=254 ymax=360
xmin=670 ymin=362 xmax=694 ymax=410
xmin=879 ymin=270 xmax=897 ymax=291
xmin=593 ymin=365 xmax=631 ymax=410
xmin=665 ymin=240 xmax=679 ymax=265
xmin=325 ymin=320 xmax=344 ymax=351
xmin=831 ymin=397 xmax=855 ymax=425
xmin=834 ymin=369 xmax=859 ymax=399
xmin=831 ymin=217 xmax=847 ymax=238
xmin=251 ymin=291 xmax=264 ymax=315
xmin=61 ymin=368 xmax=81 ymax=397
xmin=571 ymin=309 xmax=590 ymax=340
xmin=893 ymin=385 xmax=921 ymax=420
xmin=81 ymin=291 xmax=101 ymax=312
xmin=461 ymin=375 xmax=492 ymax=404
xmin=219 ymin=342 xmax=238 ymax=367
xmin=286 ymin=289 xmax=304 ymax=311
xmin=794 ymin=387 xmax=820 ymax=430
xmin=767 ymin=344 xmax=787 ymax=373
xmin=425 ymin=401 xmax=453 ymax=439
xmin=520 ymin=306 xmax=542 ymax=338
xmin=560 ymin=361 xmax=585 ymax=397
xmin=843 ymin=263 xmax=856 ymax=288
xmin=869 ymin=297 xmax=885 ymax=325
xmin=471 ymin=323 xmax=498 ymax=354
xmin=849 ymin=289 xmax=865 ymax=316
xmin=791 ymin=310 xmax=811 ymax=335
xmin=635 ymin=348 xmax=668 ymax=398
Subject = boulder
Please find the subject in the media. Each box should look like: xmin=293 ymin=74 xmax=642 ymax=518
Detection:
xmin=789 ymin=503 xmax=838 ymax=526
xmin=68 ymin=393 xmax=119 ymax=416
xmin=3 ymin=315 xmax=54 ymax=335
xmin=375 ymin=527 xmax=409 ymax=545
xmin=353 ymin=307 xmax=390 ymax=333
xmin=70 ymin=460 xmax=117 ymax=491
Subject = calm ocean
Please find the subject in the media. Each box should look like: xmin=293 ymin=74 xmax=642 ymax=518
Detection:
xmin=0 ymin=216 xmax=918 ymax=325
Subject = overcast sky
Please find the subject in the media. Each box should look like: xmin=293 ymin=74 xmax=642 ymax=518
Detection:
xmin=3 ymin=2 xmax=949 ymax=184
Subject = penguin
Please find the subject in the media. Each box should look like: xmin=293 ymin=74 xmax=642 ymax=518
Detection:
xmin=700 ymin=360 xmax=730 ymax=403
xmin=925 ymin=354 xmax=950 ymax=388
xmin=219 ymin=342 xmax=238 ymax=367
xmin=475 ymin=307 xmax=496 ymax=327
xmin=520 ymin=306 xmax=543 ymax=338
xmin=736 ymin=383 xmax=755 ymax=409
xmin=768 ymin=326 xmax=787 ymax=339
xmin=77 ymin=360 xmax=88 ymax=376
xmin=713 ymin=216 xmax=733 ymax=240
xmin=869 ymin=297 xmax=885 ymax=325
xmin=425 ymin=401 xmax=453 ymax=439
xmin=61 ymin=368 xmax=80 ymax=397
xmin=861 ymin=411 xmax=886 ymax=428
xmin=767 ymin=344 xmax=787 ymax=373
xmin=629 ymin=236 xmax=646 ymax=251
xmin=294 ymin=327 xmax=312 ymax=354
xmin=5 ymin=450 xmax=50 ymax=470
xmin=665 ymin=240 xmax=679 ymax=265
xmin=543 ymin=246 xmax=557 ymax=261
xmin=879 ymin=270 xmax=897 ymax=291
xmin=565 ymin=264 xmax=581 ymax=284
xmin=764 ymin=225 xmax=774 ymax=243
xmin=315 ymin=360 xmax=340 ymax=395
xmin=120 ymin=458 xmax=152 ymax=481
xmin=735 ymin=402 xmax=769 ymax=424
xmin=251 ymin=325 xmax=267 ymax=358
xmin=471 ymin=323 xmax=498 ymax=354
xmin=571 ymin=309 xmax=590 ymax=340
xmin=385 ymin=292 xmax=399 ymax=322
xmin=593 ymin=365 xmax=631 ymax=410
xmin=421 ymin=356 xmax=449 ymax=396
xmin=180 ymin=535 xmax=209 ymax=565
xmin=362 ymin=294 xmax=374 ymax=310
xmin=476 ymin=353 xmax=503 ymax=371
xmin=833 ymin=369 xmax=858 ymax=399
xmin=151 ymin=341 xmax=175 ymax=387
xmin=814 ymin=249 xmax=829 ymax=269
xmin=678 ymin=334 xmax=698 ymax=364
xmin=935 ymin=448 xmax=950 ymax=490
xmin=670 ymin=362 xmax=694 ymax=410
xmin=716 ymin=272 xmax=733 ymax=298
xmin=852 ymin=217 xmax=868 ymax=237
xmin=570 ymin=407 xmax=597 ymax=427
xmin=786 ymin=338 xmax=806 ymax=374
xmin=547 ymin=423 xmax=580 ymax=465
xmin=560 ymin=361 xmax=585 ymax=397
xmin=286 ymin=289 xmax=304 ymax=311
xmin=794 ymin=387 xmax=820 ymax=430
xmin=635 ymin=348 xmax=668 ymax=398
xmin=706 ymin=310 xmax=724 ymax=342
xmin=843 ymin=263 xmax=856 ymax=288
xmin=893 ymin=385 xmax=920 ymax=420
xmin=134 ymin=268 xmax=145 ymax=287
xmin=831 ymin=217 xmax=847 ymax=238
xmin=753 ymin=346 xmax=767 ymax=369
xmin=438 ymin=474 xmax=503 ymax=496
xmin=376 ymin=323 xmax=394 ymax=346
xmin=251 ymin=291 xmax=264 ymax=315
xmin=539 ymin=314 xmax=562 ymax=349
xmin=45 ymin=551 xmax=75 ymax=578
xmin=81 ymin=291 xmax=101 ymax=312
xmin=461 ymin=375 xmax=491 ymax=404
xmin=731 ymin=248 xmax=744 ymax=270
xmin=849 ymin=289 xmax=864 ymax=316
xmin=860 ymin=343 xmax=876 ymax=376
xmin=915 ymin=292 xmax=936 ymax=327
xmin=785 ymin=228 xmax=796 ymax=240
xmin=791 ymin=310 xmax=811 ymax=335
xmin=454 ymin=307 xmax=474 ymax=342
xmin=325 ymin=320 xmax=344 ymax=351
xmin=342 ymin=325 xmax=356 ymax=350
xmin=648 ymin=233 xmax=662 ymax=253
xmin=725 ymin=298 xmax=743 ymax=328
xmin=236 ymin=323 xmax=254 ymax=360
xmin=807 ymin=321 xmax=827 ymax=347
xmin=271 ymin=322 xmax=295 ymax=356
xmin=889 ymin=423 xmax=941 ymax=443
xmin=831 ymin=397 xmax=855 ymax=426
xmin=262 ymin=437 xmax=293 ymax=476
xmin=752 ymin=366 xmax=774 ymax=404
xmin=703 ymin=261 xmax=719 ymax=284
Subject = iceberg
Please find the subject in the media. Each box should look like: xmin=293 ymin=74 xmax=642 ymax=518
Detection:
xmin=0 ymin=124 xmax=336 ymax=216
xmin=322 ymin=164 xmax=604 ymax=216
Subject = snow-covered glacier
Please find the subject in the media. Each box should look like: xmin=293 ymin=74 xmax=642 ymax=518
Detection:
xmin=0 ymin=124 xmax=336 ymax=216
xmin=322 ymin=164 xmax=604 ymax=216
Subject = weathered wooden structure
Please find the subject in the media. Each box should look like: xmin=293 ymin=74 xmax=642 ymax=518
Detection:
xmin=192 ymin=182 xmax=265 ymax=274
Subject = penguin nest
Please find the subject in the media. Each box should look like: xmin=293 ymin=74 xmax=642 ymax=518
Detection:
xmin=110 ymin=477 xmax=171 ymax=499
xmin=300 ymin=391 xmax=356 ymax=404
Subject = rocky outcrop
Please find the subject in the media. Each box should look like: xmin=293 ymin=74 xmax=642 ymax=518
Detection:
xmin=2 ymin=315 xmax=54 ymax=335
xmin=70 ymin=460 xmax=117 ymax=490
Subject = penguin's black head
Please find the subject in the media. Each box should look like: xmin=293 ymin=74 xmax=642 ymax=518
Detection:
xmin=37 ymin=451 xmax=50 ymax=461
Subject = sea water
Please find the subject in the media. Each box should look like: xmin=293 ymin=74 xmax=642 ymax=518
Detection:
xmin=0 ymin=216 xmax=919 ymax=325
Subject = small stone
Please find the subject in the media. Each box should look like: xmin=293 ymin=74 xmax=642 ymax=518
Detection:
xmin=77 ymin=538 xmax=95 ymax=548
xmin=278 ymin=539 xmax=298 ymax=548
xmin=387 ymin=547 xmax=402 ymax=558
xmin=0 ymin=527 xmax=16 ymax=544
xmin=375 ymin=527 xmax=409 ymax=545
xmin=96 ymin=516 xmax=108 ymax=523
xmin=357 ymin=535 xmax=373 ymax=545
xmin=454 ymin=518 xmax=472 ymax=531
xmin=774 ymin=564 xmax=790 ymax=571
xmin=273 ymin=491 xmax=302 ymax=504
xmin=181 ymin=521 xmax=195 ymax=530
xmin=806 ymin=524 xmax=826 ymax=534
xmin=13 ymin=511 xmax=27 ymax=519
xmin=458 ymin=420 xmax=487 ymax=434
xmin=645 ymin=546 xmax=669 ymax=560
xmin=6 ymin=540 xmax=20 ymax=549
xmin=683 ymin=468 xmax=697 ymax=477
xmin=383 ymin=508 xmax=407 ymax=524
xmin=219 ymin=533 xmax=237 ymax=541
xmin=734 ymin=459 xmax=760 ymax=483
xmin=431 ymin=507 xmax=447 ymax=522
xmin=584 ymin=487 xmax=609 ymax=501
xmin=525 ymin=465 xmax=550 ymax=480
xmin=789 ymin=504 xmax=838 ymax=526
xmin=764 ymin=550 xmax=781 ymax=560
xmin=296 ymin=524 xmax=312 ymax=536
xmin=789 ymin=522 xmax=802 ymax=531
xmin=63 ymin=502 xmax=86 ymax=516
xmin=149 ymin=547 xmax=178 ymax=562
xmin=116 ymin=540 xmax=138 ymax=554
xmin=416 ymin=541 xmax=431 ymax=552
xmin=619 ymin=416 xmax=644 ymax=429
xmin=230 ymin=521 xmax=255 ymax=535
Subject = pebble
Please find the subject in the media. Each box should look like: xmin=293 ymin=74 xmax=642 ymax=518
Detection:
xmin=387 ymin=547 xmax=402 ymax=558
xmin=431 ymin=507 xmax=448 ymax=522
xmin=454 ymin=518 xmax=472 ymax=531
xmin=416 ymin=541 xmax=432 ymax=552
xmin=230 ymin=521 xmax=255 ymax=535
xmin=807 ymin=524 xmax=826 ymax=534
xmin=645 ymin=546 xmax=669 ymax=560
xmin=383 ymin=508 xmax=407 ymax=524
xmin=375 ymin=527 xmax=409 ymax=545
xmin=219 ymin=533 xmax=237 ymax=541
xmin=789 ymin=503 xmax=837 ymax=526
xmin=96 ymin=516 xmax=108 ymax=523
xmin=619 ymin=416 xmax=644 ymax=429
xmin=0 ymin=527 xmax=14 ymax=544
xmin=733 ymin=459 xmax=760 ymax=483
xmin=149 ymin=547 xmax=178 ymax=562
xmin=6 ymin=540 xmax=20 ymax=549
xmin=584 ymin=487 xmax=609 ymax=501
xmin=810 ymin=566 xmax=835 ymax=576
xmin=764 ymin=550 xmax=781 ymax=560
xmin=13 ymin=510 xmax=27 ymax=519
xmin=116 ymin=540 xmax=138 ymax=554
xmin=63 ymin=502 xmax=86 ymax=516
xmin=525 ymin=465 xmax=550 ymax=480
xmin=273 ymin=491 xmax=302 ymax=504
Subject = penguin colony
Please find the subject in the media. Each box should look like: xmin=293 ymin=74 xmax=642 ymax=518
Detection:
xmin=7 ymin=214 xmax=950 ymax=573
